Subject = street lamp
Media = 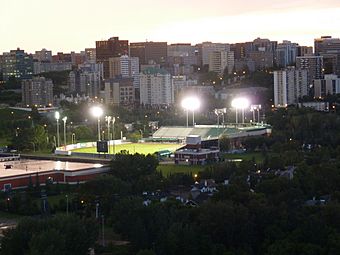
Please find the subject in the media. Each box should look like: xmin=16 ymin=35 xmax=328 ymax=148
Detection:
xmin=231 ymin=98 xmax=250 ymax=124
xmin=55 ymin=111 xmax=60 ymax=147
xmin=91 ymin=106 xmax=103 ymax=141
xmin=181 ymin=97 xmax=201 ymax=127
xmin=62 ymin=116 xmax=67 ymax=147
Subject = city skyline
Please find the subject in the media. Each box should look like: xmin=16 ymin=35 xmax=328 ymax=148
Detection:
xmin=1 ymin=0 xmax=340 ymax=53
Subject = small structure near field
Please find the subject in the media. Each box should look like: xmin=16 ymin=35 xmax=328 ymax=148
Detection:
xmin=174 ymin=135 xmax=219 ymax=165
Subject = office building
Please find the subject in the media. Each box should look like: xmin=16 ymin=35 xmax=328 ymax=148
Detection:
xmin=314 ymin=36 xmax=340 ymax=75
xmin=21 ymin=77 xmax=53 ymax=107
xmin=85 ymin=48 xmax=96 ymax=62
xmin=139 ymin=67 xmax=173 ymax=106
xmin=96 ymin=37 xmax=129 ymax=79
xmin=273 ymin=67 xmax=308 ymax=107
xmin=130 ymin=42 xmax=167 ymax=65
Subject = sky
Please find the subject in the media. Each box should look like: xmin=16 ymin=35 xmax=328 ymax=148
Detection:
xmin=1 ymin=0 xmax=340 ymax=53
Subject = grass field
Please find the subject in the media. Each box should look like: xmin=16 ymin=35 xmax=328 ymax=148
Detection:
xmin=72 ymin=143 xmax=183 ymax=155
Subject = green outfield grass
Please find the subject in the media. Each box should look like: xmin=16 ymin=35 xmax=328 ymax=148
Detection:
xmin=72 ymin=142 xmax=183 ymax=155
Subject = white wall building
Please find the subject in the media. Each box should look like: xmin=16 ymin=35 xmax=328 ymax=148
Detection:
xmin=140 ymin=67 xmax=174 ymax=105
xmin=274 ymin=67 xmax=308 ymax=107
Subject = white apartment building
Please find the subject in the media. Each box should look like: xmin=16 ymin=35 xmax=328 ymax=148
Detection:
xmin=140 ymin=68 xmax=174 ymax=106
xmin=274 ymin=67 xmax=308 ymax=107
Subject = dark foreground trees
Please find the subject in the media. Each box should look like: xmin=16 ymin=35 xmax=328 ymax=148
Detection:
xmin=0 ymin=215 xmax=98 ymax=255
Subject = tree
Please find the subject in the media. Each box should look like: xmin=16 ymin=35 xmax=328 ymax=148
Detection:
xmin=219 ymin=136 xmax=231 ymax=152
xmin=0 ymin=215 xmax=98 ymax=255
xmin=110 ymin=154 xmax=159 ymax=183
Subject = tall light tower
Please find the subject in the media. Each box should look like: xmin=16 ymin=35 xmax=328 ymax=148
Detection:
xmin=62 ymin=116 xmax=67 ymax=147
xmin=251 ymin=105 xmax=262 ymax=123
xmin=105 ymin=116 xmax=112 ymax=140
xmin=181 ymin=97 xmax=201 ymax=127
xmin=55 ymin=111 xmax=60 ymax=147
xmin=231 ymin=98 xmax=250 ymax=124
xmin=91 ymin=106 xmax=104 ymax=141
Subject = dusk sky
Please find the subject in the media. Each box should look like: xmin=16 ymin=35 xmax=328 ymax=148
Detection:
xmin=1 ymin=0 xmax=340 ymax=53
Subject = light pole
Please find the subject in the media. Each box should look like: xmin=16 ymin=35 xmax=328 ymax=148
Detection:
xmin=181 ymin=97 xmax=201 ymax=127
xmin=71 ymin=133 xmax=76 ymax=144
xmin=250 ymin=105 xmax=262 ymax=123
xmin=91 ymin=106 xmax=103 ymax=141
xmin=62 ymin=116 xmax=67 ymax=147
xmin=105 ymin=116 xmax=112 ymax=154
xmin=231 ymin=98 xmax=250 ymax=125
xmin=65 ymin=195 xmax=69 ymax=215
xmin=105 ymin=116 xmax=112 ymax=141
xmin=55 ymin=111 xmax=60 ymax=147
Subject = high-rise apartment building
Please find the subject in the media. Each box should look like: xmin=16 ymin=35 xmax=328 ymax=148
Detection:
xmin=96 ymin=37 xmax=129 ymax=79
xmin=2 ymin=48 xmax=33 ymax=81
xmin=104 ymin=78 xmax=135 ymax=106
xmin=130 ymin=42 xmax=167 ymax=65
xmin=296 ymin=56 xmax=324 ymax=85
xmin=201 ymin=42 xmax=231 ymax=66
xmin=276 ymin=41 xmax=299 ymax=67
xmin=33 ymin=49 xmax=52 ymax=62
xmin=108 ymin=55 xmax=139 ymax=89
xmin=273 ymin=67 xmax=308 ymax=107
xmin=313 ymin=74 xmax=340 ymax=98
xmin=69 ymin=70 xmax=101 ymax=98
xmin=21 ymin=77 xmax=53 ymax=107
xmin=209 ymin=51 xmax=235 ymax=75
xmin=139 ymin=67 xmax=173 ymax=106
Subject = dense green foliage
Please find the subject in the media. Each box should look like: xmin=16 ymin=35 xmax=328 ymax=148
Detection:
xmin=1 ymin=215 xmax=98 ymax=255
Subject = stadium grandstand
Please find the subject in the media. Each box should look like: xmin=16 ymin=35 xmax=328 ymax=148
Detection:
xmin=152 ymin=124 xmax=272 ymax=142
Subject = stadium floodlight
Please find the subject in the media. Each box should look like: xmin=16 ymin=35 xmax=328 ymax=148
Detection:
xmin=231 ymin=98 xmax=250 ymax=124
xmin=91 ymin=106 xmax=104 ymax=141
xmin=55 ymin=111 xmax=60 ymax=147
xmin=181 ymin=97 xmax=201 ymax=127
xmin=250 ymin=105 xmax=262 ymax=123
xmin=62 ymin=116 xmax=67 ymax=147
